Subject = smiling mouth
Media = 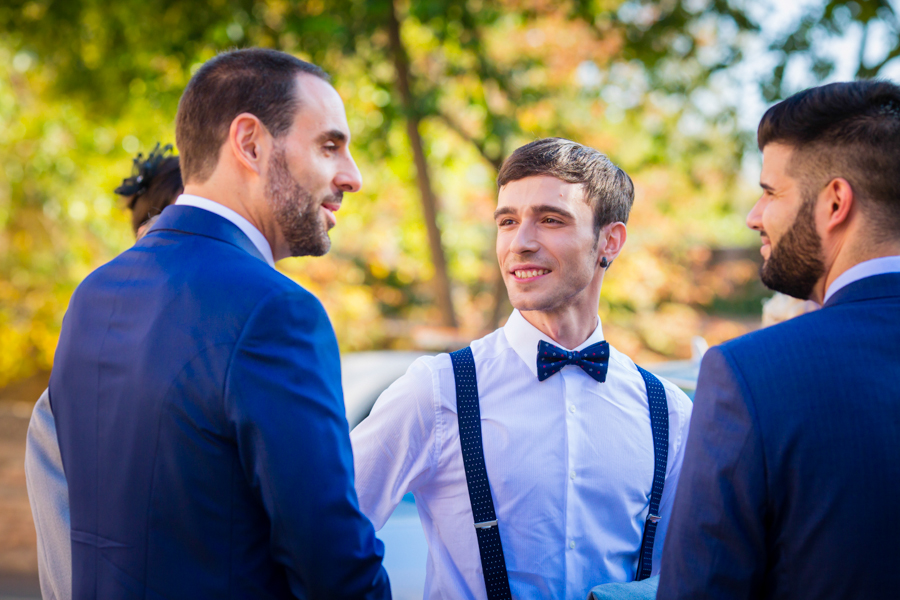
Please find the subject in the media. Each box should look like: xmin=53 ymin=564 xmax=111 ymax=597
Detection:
xmin=512 ymin=269 xmax=551 ymax=280
xmin=321 ymin=202 xmax=340 ymax=227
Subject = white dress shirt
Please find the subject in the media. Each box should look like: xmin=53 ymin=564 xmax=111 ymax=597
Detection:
xmin=175 ymin=194 xmax=275 ymax=267
xmin=352 ymin=309 xmax=693 ymax=600
xmin=824 ymin=255 xmax=900 ymax=303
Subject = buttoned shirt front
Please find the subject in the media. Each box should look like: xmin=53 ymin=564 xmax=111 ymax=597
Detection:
xmin=351 ymin=309 xmax=693 ymax=600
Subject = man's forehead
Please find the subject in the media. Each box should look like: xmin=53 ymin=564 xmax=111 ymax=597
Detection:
xmin=497 ymin=176 xmax=586 ymax=208
xmin=760 ymin=143 xmax=797 ymax=185
xmin=293 ymin=74 xmax=350 ymax=134
xmin=761 ymin=143 xmax=795 ymax=168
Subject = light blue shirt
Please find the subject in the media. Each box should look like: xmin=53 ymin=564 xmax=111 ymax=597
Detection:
xmin=26 ymin=390 xmax=70 ymax=600
xmin=824 ymin=255 xmax=900 ymax=303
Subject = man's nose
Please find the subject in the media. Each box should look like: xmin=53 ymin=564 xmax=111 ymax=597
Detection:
xmin=746 ymin=196 xmax=765 ymax=231
xmin=335 ymin=152 xmax=363 ymax=193
xmin=509 ymin=221 xmax=540 ymax=254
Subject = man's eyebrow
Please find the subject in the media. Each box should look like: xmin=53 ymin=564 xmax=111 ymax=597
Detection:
xmin=530 ymin=204 xmax=577 ymax=220
xmin=759 ymin=181 xmax=775 ymax=192
xmin=316 ymin=129 xmax=348 ymax=144
xmin=493 ymin=206 xmax=516 ymax=220
xmin=493 ymin=204 xmax=578 ymax=221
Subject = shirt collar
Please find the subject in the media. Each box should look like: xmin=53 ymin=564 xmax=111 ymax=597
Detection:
xmin=502 ymin=309 xmax=605 ymax=377
xmin=174 ymin=194 xmax=275 ymax=268
xmin=824 ymin=255 xmax=900 ymax=304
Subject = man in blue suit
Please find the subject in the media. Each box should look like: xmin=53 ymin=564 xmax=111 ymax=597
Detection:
xmin=658 ymin=81 xmax=900 ymax=599
xmin=48 ymin=49 xmax=390 ymax=599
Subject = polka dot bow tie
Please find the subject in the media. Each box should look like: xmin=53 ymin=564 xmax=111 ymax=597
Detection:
xmin=537 ymin=340 xmax=610 ymax=382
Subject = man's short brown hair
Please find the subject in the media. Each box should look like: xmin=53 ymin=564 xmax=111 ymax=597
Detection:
xmin=758 ymin=80 xmax=900 ymax=239
xmin=497 ymin=138 xmax=635 ymax=236
xmin=175 ymin=48 xmax=328 ymax=184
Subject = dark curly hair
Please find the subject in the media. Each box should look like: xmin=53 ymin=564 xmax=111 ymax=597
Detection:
xmin=114 ymin=143 xmax=183 ymax=234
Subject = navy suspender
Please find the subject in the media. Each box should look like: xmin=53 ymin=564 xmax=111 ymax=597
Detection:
xmin=450 ymin=347 xmax=513 ymax=600
xmin=634 ymin=365 xmax=669 ymax=581
xmin=449 ymin=347 xmax=669 ymax=596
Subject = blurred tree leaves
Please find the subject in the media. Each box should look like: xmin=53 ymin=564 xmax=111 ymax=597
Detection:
xmin=0 ymin=0 xmax=846 ymax=387
xmin=763 ymin=0 xmax=900 ymax=100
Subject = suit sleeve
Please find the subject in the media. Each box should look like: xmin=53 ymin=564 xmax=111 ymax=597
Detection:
xmin=224 ymin=289 xmax=390 ymax=600
xmin=656 ymin=346 xmax=767 ymax=600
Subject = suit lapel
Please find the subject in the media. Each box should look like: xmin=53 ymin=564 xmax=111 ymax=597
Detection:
xmin=824 ymin=272 xmax=900 ymax=308
xmin=145 ymin=205 xmax=268 ymax=264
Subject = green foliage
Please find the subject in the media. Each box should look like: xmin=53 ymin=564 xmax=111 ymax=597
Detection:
xmin=763 ymin=0 xmax=900 ymax=100
xmin=0 ymin=0 xmax=837 ymax=387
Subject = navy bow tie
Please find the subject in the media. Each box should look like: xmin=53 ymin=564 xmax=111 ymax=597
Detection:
xmin=537 ymin=340 xmax=610 ymax=382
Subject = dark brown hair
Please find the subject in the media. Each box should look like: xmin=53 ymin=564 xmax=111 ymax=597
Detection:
xmin=114 ymin=144 xmax=183 ymax=234
xmin=497 ymin=138 xmax=635 ymax=235
xmin=175 ymin=48 xmax=329 ymax=184
xmin=123 ymin=157 xmax=181 ymax=233
xmin=758 ymin=80 xmax=900 ymax=237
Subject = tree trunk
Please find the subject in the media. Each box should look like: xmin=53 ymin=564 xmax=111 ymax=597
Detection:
xmin=488 ymin=262 xmax=510 ymax=330
xmin=386 ymin=0 xmax=457 ymax=328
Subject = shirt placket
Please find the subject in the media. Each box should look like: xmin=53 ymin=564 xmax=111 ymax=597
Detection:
xmin=562 ymin=367 xmax=583 ymax=597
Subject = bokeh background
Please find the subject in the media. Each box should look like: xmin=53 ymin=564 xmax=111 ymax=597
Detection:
xmin=1 ymin=0 xmax=898 ymax=592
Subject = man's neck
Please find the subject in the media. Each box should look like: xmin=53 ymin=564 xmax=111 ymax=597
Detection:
xmin=183 ymin=182 xmax=285 ymax=260
xmin=518 ymin=306 xmax=599 ymax=350
xmin=813 ymin=237 xmax=900 ymax=304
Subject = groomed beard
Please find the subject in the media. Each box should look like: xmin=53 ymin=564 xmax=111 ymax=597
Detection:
xmin=265 ymin=148 xmax=338 ymax=257
xmin=759 ymin=194 xmax=825 ymax=300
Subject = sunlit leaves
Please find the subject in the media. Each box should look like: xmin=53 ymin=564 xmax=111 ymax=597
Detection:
xmin=0 ymin=0 xmax=784 ymax=385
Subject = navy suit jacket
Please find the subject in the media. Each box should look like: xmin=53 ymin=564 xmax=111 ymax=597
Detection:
xmin=50 ymin=206 xmax=390 ymax=599
xmin=658 ymin=273 xmax=900 ymax=600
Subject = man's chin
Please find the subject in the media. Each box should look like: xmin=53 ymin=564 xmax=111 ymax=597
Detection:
xmin=759 ymin=262 xmax=818 ymax=301
xmin=287 ymin=230 xmax=331 ymax=258
xmin=508 ymin=292 xmax=558 ymax=314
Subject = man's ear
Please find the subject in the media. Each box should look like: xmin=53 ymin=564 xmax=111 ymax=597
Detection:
xmin=228 ymin=113 xmax=269 ymax=176
xmin=598 ymin=222 xmax=627 ymax=267
xmin=820 ymin=177 xmax=855 ymax=233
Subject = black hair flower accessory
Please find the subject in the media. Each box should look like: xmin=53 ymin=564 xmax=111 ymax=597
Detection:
xmin=114 ymin=142 xmax=174 ymax=197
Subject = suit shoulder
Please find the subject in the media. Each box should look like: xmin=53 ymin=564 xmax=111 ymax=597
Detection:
xmin=718 ymin=308 xmax=825 ymax=359
xmin=156 ymin=233 xmax=319 ymax=307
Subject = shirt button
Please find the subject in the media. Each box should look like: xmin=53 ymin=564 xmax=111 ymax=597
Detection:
xmin=568 ymin=404 xmax=576 ymax=414
xmin=569 ymin=470 xmax=576 ymax=480
xmin=569 ymin=540 xmax=576 ymax=549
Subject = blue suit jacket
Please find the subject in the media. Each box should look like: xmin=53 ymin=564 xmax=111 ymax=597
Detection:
xmin=50 ymin=206 xmax=390 ymax=599
xmin=658 ymin=273 xmax=900 ymax=600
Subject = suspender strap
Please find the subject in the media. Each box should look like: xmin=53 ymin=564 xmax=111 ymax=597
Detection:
xmin=634 ymin=366 xmax=669 ymax=581
xmin=450 ymin=347 xmax=512 ymax=600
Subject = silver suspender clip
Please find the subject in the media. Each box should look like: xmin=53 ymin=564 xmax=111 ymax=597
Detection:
xmin=474 ymin=519 xmax=498 ymax=529
xmin=647 ymin=514 xmax=661 ymax=524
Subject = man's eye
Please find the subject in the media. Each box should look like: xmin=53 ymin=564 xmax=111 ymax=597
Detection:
xmin=498 ymin=219 xmax=515 ymax=226
xmin=544 ymin=217 xmax=562 ymax=224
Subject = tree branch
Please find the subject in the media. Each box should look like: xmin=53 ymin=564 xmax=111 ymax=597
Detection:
xmin=435 ymin=111 xmax=503 ymax=172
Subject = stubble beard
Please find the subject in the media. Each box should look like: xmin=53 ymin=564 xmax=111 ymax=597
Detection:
xmin=505 ymin=252 xmax=599 ymax=314
xmin=265 ymin=148 xmax=337 ymax=258
xmin=759 ymin=194 xmax=825 ymax=300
